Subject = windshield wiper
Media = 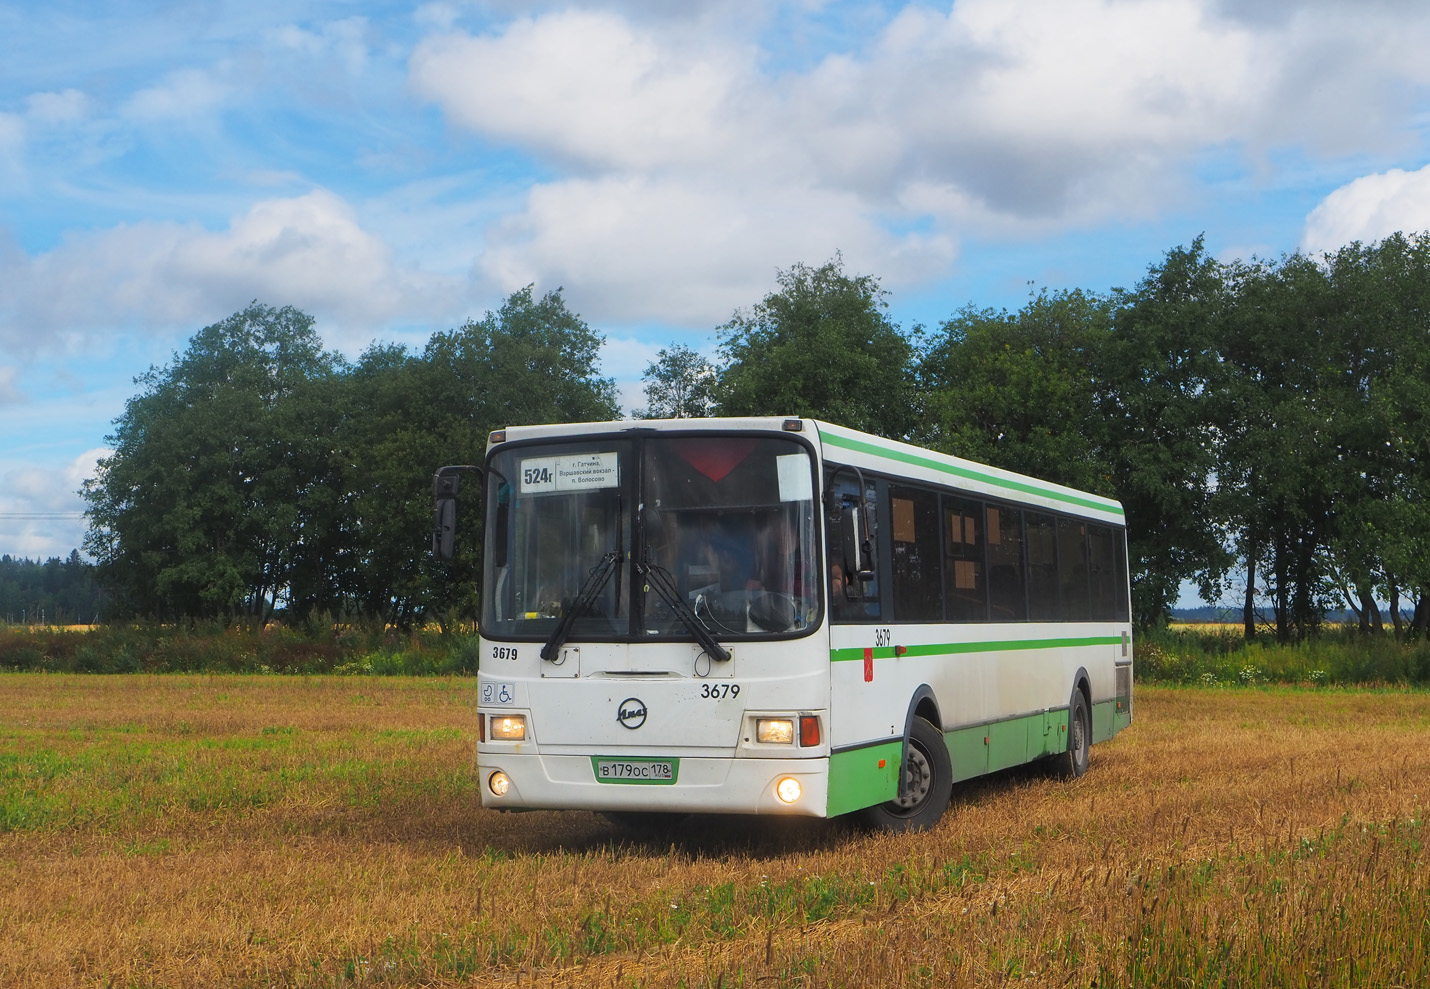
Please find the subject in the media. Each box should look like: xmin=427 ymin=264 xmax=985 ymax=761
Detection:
xmin=638 ymin=559 xmax=731 ymax=663
xmin=540 ymin=551 xmax=621 ymax=662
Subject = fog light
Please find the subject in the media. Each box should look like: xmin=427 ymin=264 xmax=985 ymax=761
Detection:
xmin=489 ymin=771 xmax=511 ymax=796
xmin=776 ymin=777 xmax=802 ymax=803
xmin=757 ymin=718 xmax=794 ymax=744
xmin=491 ymin=715 xmax=527 ymax=741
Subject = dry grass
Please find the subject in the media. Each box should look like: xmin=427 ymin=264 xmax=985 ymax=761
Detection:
xmin=2 ymin=675 xmax=1428 ymax=987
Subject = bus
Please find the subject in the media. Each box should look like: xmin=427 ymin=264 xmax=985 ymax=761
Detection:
xmin=432 ymin=417 xmax=1132 ymax=832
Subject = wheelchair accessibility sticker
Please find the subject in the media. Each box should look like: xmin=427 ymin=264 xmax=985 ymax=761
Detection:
xmin=481 ymin=681 xmax=515 ymax=706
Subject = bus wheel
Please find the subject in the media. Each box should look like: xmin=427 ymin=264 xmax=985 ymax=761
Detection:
xmin=859 ymin=716 xmax=952 ymax=833
xmin=1051 ymin=689 xmax=1090 ymax=780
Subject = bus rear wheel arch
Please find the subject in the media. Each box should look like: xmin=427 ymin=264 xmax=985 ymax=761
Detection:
xmin=858 ymin=716 xmax=952 ymax=833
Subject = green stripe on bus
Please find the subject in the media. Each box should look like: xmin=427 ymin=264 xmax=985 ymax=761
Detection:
xmin=820 ymin=431 xmax=1124 ymax=517
xmin=830 ymin=635 xmax=1122 ymax=663
xmin=828 ymin=702 xmax=1128 ymax=817
xmin=945 ymin=708 xmax=1069 ymax=781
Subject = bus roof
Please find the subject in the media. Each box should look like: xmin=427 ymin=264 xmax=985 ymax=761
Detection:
xmin=489 ymin=417 xmax=1125 ymax=524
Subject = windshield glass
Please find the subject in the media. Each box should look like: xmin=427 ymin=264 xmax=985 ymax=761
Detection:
xmin=481 ymin=433 xmax=820 ymax=641
xmin=641 ymin=436 xmax=818 ymax=637
xmin=482 ymin=441 xmax=630 ymax=639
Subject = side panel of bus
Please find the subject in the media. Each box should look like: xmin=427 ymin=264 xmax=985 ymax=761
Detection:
xmin=817 ymin=423 xmax=1131 ymax=817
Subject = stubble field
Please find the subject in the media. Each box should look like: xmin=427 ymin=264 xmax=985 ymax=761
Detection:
xmin=1 ymin=674 xmax=1428 ymax=987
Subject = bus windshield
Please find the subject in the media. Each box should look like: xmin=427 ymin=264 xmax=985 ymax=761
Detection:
xmin=481 ymin=434 xmax=819 ymax=641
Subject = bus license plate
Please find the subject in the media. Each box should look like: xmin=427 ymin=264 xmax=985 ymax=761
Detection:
xmin=592 ymin=757 xmax=679 ymax=785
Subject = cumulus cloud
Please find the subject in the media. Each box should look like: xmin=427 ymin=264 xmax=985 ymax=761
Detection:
xmin=478 ymin=175 xmax=955 ymax=327
xmin=0 ymin=190 xmax=469 ymax=355
xmin=410 ymin=11 xmax=754 ymax=173
xmin=403 ymin=1 xmax=1430 ymax=329
xmin=1300 ymin=163 xmax=1430 ymax=255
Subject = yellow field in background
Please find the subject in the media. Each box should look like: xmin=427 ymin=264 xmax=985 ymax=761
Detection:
xmin=1 ymin=675 xmax=1427 ymax=986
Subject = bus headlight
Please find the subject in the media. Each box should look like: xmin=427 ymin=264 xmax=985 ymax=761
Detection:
xmin=757 ymin=718 xmax=795 ymax=744
xmin=489 ymin=771 xmax=511 ymax=797
xmin=776 ymin=777 xmax=802 ymax=803
xmin=490 ymin=715 xmax=527 ymax=741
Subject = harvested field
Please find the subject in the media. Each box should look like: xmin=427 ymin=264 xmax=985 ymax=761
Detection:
xmin=1 ymin=674 xmax=1428 ymax=987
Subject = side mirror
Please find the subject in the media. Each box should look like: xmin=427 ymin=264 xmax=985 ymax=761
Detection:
xmin=431 ymin=466 xmax=481 ymax=560
xmin=825 ymin=464 xmax=875 ymax=583
xmin=432 ymin=473 xmax=460 ymax=560
xmin=841 ymin=506 xmax=875 ymax=583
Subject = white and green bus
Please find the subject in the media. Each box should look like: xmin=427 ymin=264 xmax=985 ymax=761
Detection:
xmin=433 ymin=417 xmax=1132 ymax=831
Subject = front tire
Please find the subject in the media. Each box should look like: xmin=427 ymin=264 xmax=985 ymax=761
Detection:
xmin=858 ymin=716 xmax=952 ymax=833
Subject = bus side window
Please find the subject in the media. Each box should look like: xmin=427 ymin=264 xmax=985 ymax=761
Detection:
xmin=944 ymin=495 xmax=986 ymax=622
xmin=1026 ymin=511 xmax=1060 ymax=621
xmin=1058 ymin=518 xmax=1091 ymax=621
xmin=890 ymin=485 xmax=941 ymax=622
xmin=986 ymin=504 xmax=1027 ymax=621
xmin=1087 ymin=523 xmax=1120 ymax=621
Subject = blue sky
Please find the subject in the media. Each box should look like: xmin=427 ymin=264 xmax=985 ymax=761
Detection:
xmin=4 ymin=0 xmax=1430 ymax=568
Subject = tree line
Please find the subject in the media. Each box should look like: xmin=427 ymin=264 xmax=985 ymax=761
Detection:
xmin=80 ymin=233 xmax=1430 ymax=638
xmin=0 ymin=551 xmax=106 ymax=625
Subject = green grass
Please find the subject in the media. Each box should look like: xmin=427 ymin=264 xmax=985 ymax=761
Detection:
xmin=0 ymin=621 xmax=480 ymax=676
xmin=1137 ymin=624 xmax=1430 ymax=686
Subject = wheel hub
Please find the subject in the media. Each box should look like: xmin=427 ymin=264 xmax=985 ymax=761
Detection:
xmin=893 ymin=743 xmax=932 ymax=809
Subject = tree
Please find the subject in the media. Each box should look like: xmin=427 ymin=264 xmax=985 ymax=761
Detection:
xmin=917 ymin=289 xmax=1112 ymax=494
xmin=1101 ymin=240 xmax=1231 ymax=630
xmin=83 ymin=303 xmax=345 ymax=620
xmin=635 ymin=344 xmax=716 ymax=418
xmin=715 ymin=257 xmax=919 ymax=437
xmin=391 ymin=286 xmax=620 ymax=626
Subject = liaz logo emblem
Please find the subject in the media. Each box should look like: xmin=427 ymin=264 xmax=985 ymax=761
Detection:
xmin=617 ymin=698 xmax=648 ymax=730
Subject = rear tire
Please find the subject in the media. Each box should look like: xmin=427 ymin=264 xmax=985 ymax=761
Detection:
xmin=1050 ymin=688 xmax=1090 ymax=780
xmin=858 ymin=716 xmax=952 ymax=833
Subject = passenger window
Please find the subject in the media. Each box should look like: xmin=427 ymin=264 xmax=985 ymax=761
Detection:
xmin=1026 ymin=512 xmax=1060 ymax=621
xmin=1058 ymin=518 xmax=1091 ymax=620
xmin=944 ymin=496 xmax=986 ymax=622
xmin=987 ymin=505 xmax=1027 ymax=621
xmin=890 ymin=486 xmax=942 ymax=622
xmin=1088 ymin=524 xmax=1121 ymax=621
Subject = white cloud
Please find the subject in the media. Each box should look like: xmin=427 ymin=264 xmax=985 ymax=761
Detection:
xmin=1300 ymin=163 xmax=1430 ymax=255
xmin=123 ymin=68 xmax=231 ymax=121
xmin=401 ymin=5 xmax=1271 ymax=325
xmin=0 ymin=190 xmax=469 ymax=355
xmin=410 ymin=11 xmax=753 ymax=172
xmin=478 ymin=175 xmax=955 ymax=327
xmin=26 ymin=89 xmax=90 ymax=124
xmin=413 ymin=1 xmax=1430 ymax=243
xmin=0 ymin=447 xmax=107 ymax=562
xmin=269 ymin=17 xmax=371 ymax=74
xmin=599 ymin=335 xmax=667 ymax=416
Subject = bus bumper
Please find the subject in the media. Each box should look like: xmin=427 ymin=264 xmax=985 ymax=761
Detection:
xmin=477 ymin=752 xmax=830 ymax=817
